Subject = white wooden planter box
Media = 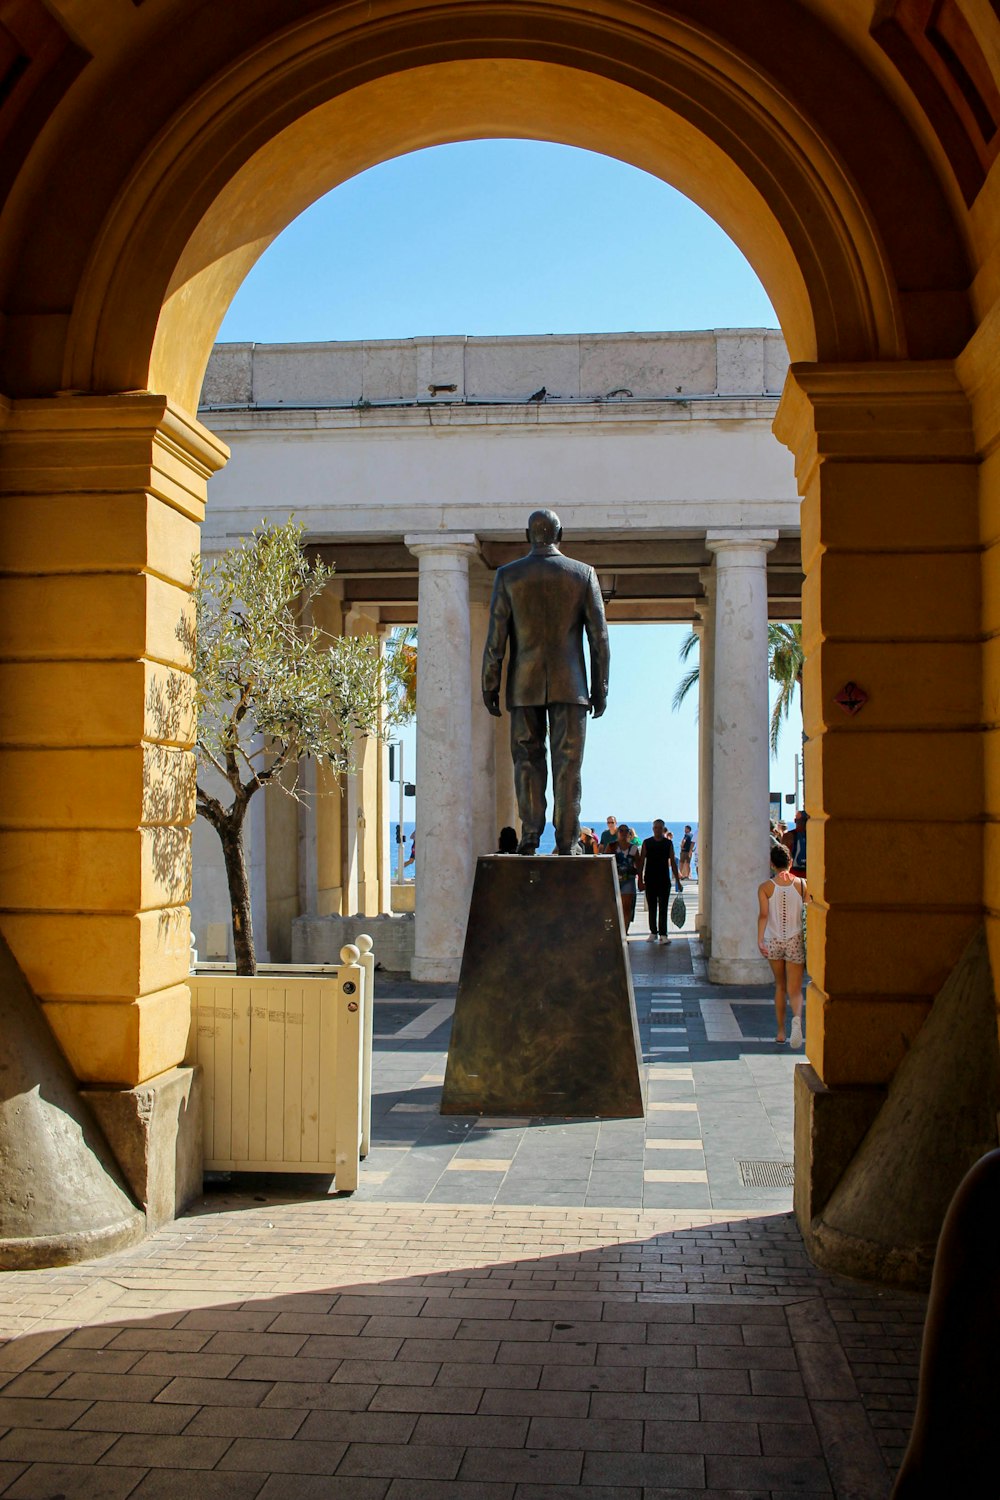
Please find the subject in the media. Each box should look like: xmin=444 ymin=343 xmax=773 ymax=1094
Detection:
xmin=186 ymin=941 xmax=374 ymax=1191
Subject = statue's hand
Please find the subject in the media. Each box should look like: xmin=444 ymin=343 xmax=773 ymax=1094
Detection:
xmin=591 ymin=696 xmax=607 ymax=719
xmin=483 ymin=689 xmax=502 ymax=717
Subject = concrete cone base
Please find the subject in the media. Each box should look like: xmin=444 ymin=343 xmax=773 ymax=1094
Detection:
xmin=0 ymin=1218 xmax=144 ymax=1272
xmin=808 ymin=927 xmax=999 ymax=1290
xmin=0 ymin=934 xmax=145 ymax=1270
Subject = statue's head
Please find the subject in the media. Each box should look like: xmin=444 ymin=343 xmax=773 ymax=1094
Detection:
xmin=526 ymin=508 xmax=562 ymax=546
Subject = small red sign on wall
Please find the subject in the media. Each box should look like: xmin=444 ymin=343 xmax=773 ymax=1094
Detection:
xmin=834 ymin=682 xmax=868 ymax=716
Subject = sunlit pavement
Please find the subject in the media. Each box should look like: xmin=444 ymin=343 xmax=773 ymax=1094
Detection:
xmin=0 ymin=888 xmax=923 ymax=1499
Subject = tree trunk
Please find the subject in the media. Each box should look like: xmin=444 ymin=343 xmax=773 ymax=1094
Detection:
xmin=220 ymin=812 xmax=256 ymax=976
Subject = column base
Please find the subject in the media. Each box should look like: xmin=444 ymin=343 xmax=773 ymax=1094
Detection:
xmin=708 ymin=954 xmax=772 ymax=985
xmin=411 ymin=954 xmax=462 ymax=982
xmin=82 ymin=1066 xmax=203 ymax=1231
xmin=694 ymin=917 xmax=711 ymax=954
xmin=792 ymin=1063 xmax=885 ymax=1231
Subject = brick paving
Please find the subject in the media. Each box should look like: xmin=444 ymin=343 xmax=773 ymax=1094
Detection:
xmin=0 ymin=903 xmax=924 ymax=1498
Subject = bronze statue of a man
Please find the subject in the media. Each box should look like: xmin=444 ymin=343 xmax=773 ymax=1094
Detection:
xmin=482 ymin=509 xmax=610 ymax=855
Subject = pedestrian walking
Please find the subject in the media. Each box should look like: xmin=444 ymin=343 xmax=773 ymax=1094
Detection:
xmin=613 ymin=823 xmax=641 ymax=932
xmin=782 ymin=810 xmax=808 ymax=876
xmin=638 ymin=819 xmax=682 ymax=945
xmin=679 ymin=825 xmax=694 ymax=879
xmin=599 ymin=815 xmax=619 ymax=851
xmin=757 ymin=843 xmax=807 ymax=1047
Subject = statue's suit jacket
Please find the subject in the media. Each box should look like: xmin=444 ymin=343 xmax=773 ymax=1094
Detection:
xmin=482 ymin=544 xmax=610 ymax=708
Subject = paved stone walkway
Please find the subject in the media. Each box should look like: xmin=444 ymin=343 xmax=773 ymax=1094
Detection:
xmin=0 ymin=919 xmax=924 ymax=1499
xmin=363 ymin=925 xmax=795 ymax=1215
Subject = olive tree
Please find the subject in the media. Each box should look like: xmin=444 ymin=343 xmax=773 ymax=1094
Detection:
xmin=194 ymin=520 xmax=408 ymax=974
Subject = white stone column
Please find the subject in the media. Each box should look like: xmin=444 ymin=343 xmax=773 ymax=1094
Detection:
xmin=406 ymin=534 xmax=478 ymax=981
xmin=469 ymin=574 xmax=498 ymax=859
xmin=694 ymin=571 xmax=715 ymax=951
xmin=705 ymin=530 xmax=777 ymax=985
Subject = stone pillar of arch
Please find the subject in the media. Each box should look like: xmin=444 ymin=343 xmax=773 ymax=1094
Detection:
xmin=774 ymin=363 xmax=982 ymax=1230
xmin=705 ymin=532 xmax=777 ymax=985
xmin=694 ymin=572 xmax=716 ymax=953
xmin=0 ymin=393 xmax=227 ymax=1214
xmin=405 ymin=534 xmax=478 ymax=981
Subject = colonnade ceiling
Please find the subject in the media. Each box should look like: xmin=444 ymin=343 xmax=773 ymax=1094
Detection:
xmin=305 ymin=535 xmax=804 ymax=625
xmin=0 ymin=0 xmax=982 ymax=407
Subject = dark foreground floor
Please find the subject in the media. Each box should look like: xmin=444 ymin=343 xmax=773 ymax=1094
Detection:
xmin=0 ymin=931 xmax=921 ymax=1499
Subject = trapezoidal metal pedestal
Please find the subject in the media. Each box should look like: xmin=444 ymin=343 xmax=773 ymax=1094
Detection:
xmin=441 ymin=855 xmax=644 ymax=1118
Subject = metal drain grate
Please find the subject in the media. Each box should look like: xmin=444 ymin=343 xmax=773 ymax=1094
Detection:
xmin=738 ymin=1159 xmax=795 ymax=1188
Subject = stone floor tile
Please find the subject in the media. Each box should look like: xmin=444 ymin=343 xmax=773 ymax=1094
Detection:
xmin=230 ymin=1356 xmax=341 ymax=1383
xmin=260 ymin=1381 xmax=375 ymax=1409
xmin=458 ymin=1446 xmax=584 ymax=1484
xmin=386 ymin=1482 xmax=514 ymax=1500
xmin=590 ymin=1391 xmax=699 ymax=1420
xmin=2 ymin=1462 xmax=146 ymax=1499
xmin=71 ymin=1402 xmax=198 ymax=1435
xmin=101 ymin=1432 xmax=233 ymax=1470
xmin=408 ymin=1411 xmax=529 ymax=1447
xmin=337 ymin=1441 xmax=464 ymax=1480
xmin=580 ymin=1449 xmax=706 ymax=1487
xmin=706 ymin=1453 xmax=834 ymax=1489
xmin=217 ymin=1436 xmax=349 ymax=1474
xmin=128 ymin=1352 xmax=241 ymax=1380
xmin=0 ymin=1398 xmax=92 ymax=1430
xmin=297 ymin=1409 xmax=417 ymax=1444
xmin=0 ymin=1462 xmax=27 ymax=1492
xmin=257 ymin=1478 xmax=388 ymax=1500
xmin=399 ymin=1337 xmax=499 ymax=1363
xmin=182 ymin=1405 xmax=307 ymax=1438
xmin=131 ymin=1472 xmax=269 ymax=1499
xmin=513 ymin=1487 xmax=642 ymax=1500
xmin=538 ymin=1365 xmax=643 ymax=1393
xmin=331 ymin=1361 xmax=440 ymax=1387
xmin=0 ymin=1428 xmax=117 ymax=1465
xmin=154 ymin=1376 xmax=273 ymax=1406
xmin=700 ymin=1393 xmax=812 ymax=1424
xmin=109 ymin=1329 xmax=211 ymax=1354
xmin=645 ymin=1418 xmax=761 ymax=1454
xmin=760 ymin=1421 xmax=824 ymax=1455
xmin=368 ymin=1385 xmax=481 ymax=1414
xmin=479 ymin=1388 xmax=589 ymax=1418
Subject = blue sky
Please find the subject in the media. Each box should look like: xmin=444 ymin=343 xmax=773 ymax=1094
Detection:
xmin=218 ymin=140 xmax=801 ymax=821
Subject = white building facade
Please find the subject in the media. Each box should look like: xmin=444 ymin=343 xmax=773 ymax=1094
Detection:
xmin=196 ymin=329 xmax=801 ymax=983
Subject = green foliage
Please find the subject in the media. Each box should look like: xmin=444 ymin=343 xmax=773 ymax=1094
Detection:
xmin=671 ymin=620 xmax=804 ymax=758
xmin=193 ymin=519 xmax=413 ymax=973
xmin=671 ymin=630 xmax=700 ymax=712
xmin=194 ymin=519 xmax=410 ymax=807
xmin=767 ymin=621 xmax=804 ymax=756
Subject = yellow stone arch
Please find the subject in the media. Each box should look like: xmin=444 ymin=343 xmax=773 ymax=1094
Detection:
xmin=0 ymin=0 xmax=995 ymax=1250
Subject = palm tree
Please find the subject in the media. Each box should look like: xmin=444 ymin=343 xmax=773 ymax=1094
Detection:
xmin=388 ymin=625 xmax=417 ymax=714
xmin=671 ymin=629 xmax=700 ymax=711
xmin=768 ymin=622 xmax=804 ymax=755
xmin=671 ymin=621 xmax=804 ymax=758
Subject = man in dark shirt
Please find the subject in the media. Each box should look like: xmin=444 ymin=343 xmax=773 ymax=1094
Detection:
xmin=637 ymin=820 xmax=682 ymax=945
xmin=782 ymin=810 xmax=808 ymax=876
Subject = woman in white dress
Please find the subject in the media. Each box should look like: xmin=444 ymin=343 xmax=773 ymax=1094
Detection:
xmin=757 ymin=843 xmax=808 ymax=1047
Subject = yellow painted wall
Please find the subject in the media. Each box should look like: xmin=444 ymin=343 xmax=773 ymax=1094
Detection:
xmin=0 ymin=0 xmax=998 ymax=1103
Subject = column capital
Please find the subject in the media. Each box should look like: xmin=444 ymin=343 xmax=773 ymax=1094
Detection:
xmin=773 ymin=360 xmax=974 ymax=489
xmin=405 ymin=532 xmax=478 ymax=560
xmin=705 ymin=530 xmax=778 ymax=560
